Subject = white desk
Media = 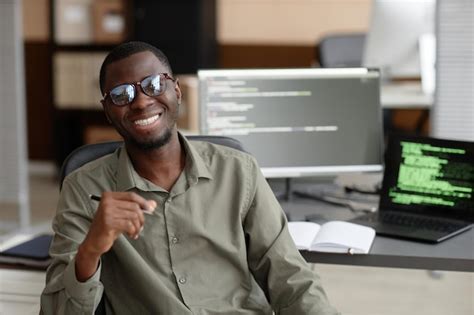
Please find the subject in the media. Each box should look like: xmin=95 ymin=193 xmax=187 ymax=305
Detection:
xmin=381 ymin=81 xmax=433 ymax=109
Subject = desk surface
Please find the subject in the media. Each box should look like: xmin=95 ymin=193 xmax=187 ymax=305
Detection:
xmin=276 ymin=178 xmax=473 ymax=272
xmin=381 ymin=81 xmax=433 ymax=109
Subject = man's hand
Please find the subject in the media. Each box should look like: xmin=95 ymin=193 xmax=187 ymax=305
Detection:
xmin=75 ymin=192 xmax=157 ymax=282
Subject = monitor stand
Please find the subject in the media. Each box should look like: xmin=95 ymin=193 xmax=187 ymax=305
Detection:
xmin=270 ymin=177 xmax=339 ymax=221
xmin=291 ymin=176 xmax=379 ymax=217
xmin=273 ymin=178 xmax=294 ymax=202
xmin=269 ymin=178 xmax=295 ymax=220
xmin=269 ymin=176 xmax=336 ymax=202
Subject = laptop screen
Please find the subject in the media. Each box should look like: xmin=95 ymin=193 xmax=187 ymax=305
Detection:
xmin=379 ymin=135 xmax=474 ymax=221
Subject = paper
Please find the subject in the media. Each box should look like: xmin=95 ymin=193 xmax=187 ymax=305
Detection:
xmin=288 ymin=221 xmax=375 ymax=254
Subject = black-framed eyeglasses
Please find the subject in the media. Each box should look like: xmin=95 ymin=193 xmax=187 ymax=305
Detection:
xmin=102 ymin=73 xmax=176 ymax=106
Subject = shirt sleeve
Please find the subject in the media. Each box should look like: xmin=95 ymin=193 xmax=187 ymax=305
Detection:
xmin=243 ymin=157 xmax=340 ymax=315
xmin=41 ymin=177 xmax=104 ymax=314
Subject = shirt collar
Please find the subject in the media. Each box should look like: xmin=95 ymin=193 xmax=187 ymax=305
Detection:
xmin=180 ymin=132 xmax=213 ymax=182
xmin=116 ymin=131 xmax=213 ymax=192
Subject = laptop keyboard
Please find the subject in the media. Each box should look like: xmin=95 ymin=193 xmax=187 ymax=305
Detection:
xmin=379 ymin=212 xmax=469 ymax=233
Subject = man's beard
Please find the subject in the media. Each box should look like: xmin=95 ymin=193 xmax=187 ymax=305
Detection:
xmin=125 ymin=127 xmax=173 ymax=151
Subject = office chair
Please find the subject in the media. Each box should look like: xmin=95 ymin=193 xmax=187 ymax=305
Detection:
xmin=58 ymin=135 xmax=245 ymax=314
xmin=317 ymin=32 xmax=399 ymax=137
xmin=59 ymin=135 xmax=246 ymax=190
xmin=317 ymin=33 xmax=366 ymax=68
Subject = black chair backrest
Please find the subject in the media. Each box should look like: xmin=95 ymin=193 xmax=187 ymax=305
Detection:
xmin=59 ymin=135 xmax=245 ymax=190
xmin=318 ymin=33 xmax=366 ymax=68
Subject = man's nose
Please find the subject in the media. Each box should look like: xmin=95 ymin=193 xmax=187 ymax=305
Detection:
xmin=129 ymin=86 xmax=153 ymax=109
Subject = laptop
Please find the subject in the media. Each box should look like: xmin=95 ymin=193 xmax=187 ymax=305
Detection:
xmin=352 ymin=134 xmax=474 ymax=243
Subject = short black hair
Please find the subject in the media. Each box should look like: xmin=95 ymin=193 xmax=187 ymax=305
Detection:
xmin=99 ymin=41 xmax=173 ymax=95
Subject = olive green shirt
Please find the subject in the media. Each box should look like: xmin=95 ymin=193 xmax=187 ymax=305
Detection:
xmin=41 ymin=134 xmax=339 ymax=315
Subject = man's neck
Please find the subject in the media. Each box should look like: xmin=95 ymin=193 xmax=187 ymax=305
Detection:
xmin=126 ymin=132 xmax=185 ymax=191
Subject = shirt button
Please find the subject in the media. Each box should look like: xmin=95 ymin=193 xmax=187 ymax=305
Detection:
xmin=178 ymin=277 xmax=186 ymax=284
xmin=166 ymin=197 xmax=172 ymax=203
xmin=171 ymin=237 xmax=179 ymax=244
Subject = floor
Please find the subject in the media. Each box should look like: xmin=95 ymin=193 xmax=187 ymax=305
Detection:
xmin=0 ymin=269 xmax=44 ymax=315
xmin=0 ymin=163 xmax=473 ymax=315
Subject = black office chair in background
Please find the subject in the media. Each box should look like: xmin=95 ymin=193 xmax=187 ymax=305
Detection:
xmin=317 ymin=33 xmax=366 ymax=68
xmin=58 ymin=135 xmax=245 ymax=314
xmin=60 ymin=135 xmax=246 ymax=189
xmin=316 ymin=32 xmax=396 ymax=137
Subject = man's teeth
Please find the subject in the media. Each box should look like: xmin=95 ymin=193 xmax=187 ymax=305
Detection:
xmin=134 ymin=114 xmax=160 ymax=126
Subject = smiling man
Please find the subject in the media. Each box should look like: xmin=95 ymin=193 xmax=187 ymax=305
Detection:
xmin=41 ymin=41 xmax=339 ymax=315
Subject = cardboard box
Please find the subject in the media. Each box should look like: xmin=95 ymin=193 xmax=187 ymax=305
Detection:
xmin=55 ymin=0 xmax=93 ymax=44
xmin=176 ymin=75 xmax=199 ymax=133
xmin=93 ymin=0 xmax=127 ymax=44
xmin=83 ymin=53 xmax=107 ymax=106
xmin=54 ymin=53 xmax=85 ymax=106
xmin=23 ymin=0 xmax=50 ymax=41
xmin=54 ymin=52 xmax=106 ymax=109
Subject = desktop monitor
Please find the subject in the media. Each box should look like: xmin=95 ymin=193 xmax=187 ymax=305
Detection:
xmin=198 ymin=68 xmax=384 ymax=178
xmin=362 ymin=0 xmax=436 ymax=79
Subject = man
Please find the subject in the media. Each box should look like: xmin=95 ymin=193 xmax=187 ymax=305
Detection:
xmin=41 ymin=41 xmax=339 ymax=314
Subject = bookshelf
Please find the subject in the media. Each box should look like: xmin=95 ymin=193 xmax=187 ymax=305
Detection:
xmin=50 ymin=0 xmax=130 ymax=166
xmin=49 ymin=0 xmax=216 ymax=167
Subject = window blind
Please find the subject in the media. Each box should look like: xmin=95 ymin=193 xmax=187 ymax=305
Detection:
xmin=0 ymin=0 xmax=30 ymax=228
xmin=432 ymin=0 xmax=474 ymax=140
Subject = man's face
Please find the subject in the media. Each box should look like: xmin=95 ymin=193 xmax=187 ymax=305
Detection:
xmin=101 ymin=51 xmax=181 ymax=150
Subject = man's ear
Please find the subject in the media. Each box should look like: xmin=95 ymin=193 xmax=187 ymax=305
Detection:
xmin=175 ymin=78 xmax=182 ymax=105
xmin=101 ymin=100 xmax=112 ymax=123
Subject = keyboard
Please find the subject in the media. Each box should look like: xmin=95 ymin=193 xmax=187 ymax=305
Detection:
xmin=378 ymin=211 xmax=469 ymax=233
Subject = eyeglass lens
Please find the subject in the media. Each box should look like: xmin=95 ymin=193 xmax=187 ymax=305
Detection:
xmin=141 ymin=75 xmax=162 ymax=96
xmin=109 ymin=74 xmax=165 ymax=106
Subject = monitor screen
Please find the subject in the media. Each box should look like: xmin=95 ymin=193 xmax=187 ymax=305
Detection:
xmin=362 ymin=0 xmax=436 ymax=79
xmin=380 ymin=134 xmax=474 ymax=221
xmin=198 ymin=68 xmax=384 ymax=178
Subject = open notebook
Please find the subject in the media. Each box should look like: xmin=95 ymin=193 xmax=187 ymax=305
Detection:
xmin=288 ymin=221 xmax=375 ymax=254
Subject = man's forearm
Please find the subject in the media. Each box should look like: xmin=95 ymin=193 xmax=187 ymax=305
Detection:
xmin=75 ymin=241 xmax=101 ymax=282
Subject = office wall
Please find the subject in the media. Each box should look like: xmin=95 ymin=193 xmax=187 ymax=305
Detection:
xmin=217 ymin=0 xmax=371 ymax=68
xmin=22 ymin=0 xmax=50 ymax=41
xmin=218 ymin=0 xmax=371 ymax=45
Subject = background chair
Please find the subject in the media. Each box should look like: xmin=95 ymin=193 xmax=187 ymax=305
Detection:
xmin=58 ymin=135 xmax=245 ymax=314
xmin=60 ymin=135 xmax=245 ymax=190
xmin=317 ymin=32 xmax=398 ymax=137
xmin=317 ymin=33 xmax=366 ymax=68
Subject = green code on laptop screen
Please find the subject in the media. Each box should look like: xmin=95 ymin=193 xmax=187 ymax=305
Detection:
xmin=389 ymin=141 xmax=474 ymax=209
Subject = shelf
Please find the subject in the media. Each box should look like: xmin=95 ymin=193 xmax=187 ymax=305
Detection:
xmin=52 ymin=44 xmax=120 ymax=52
